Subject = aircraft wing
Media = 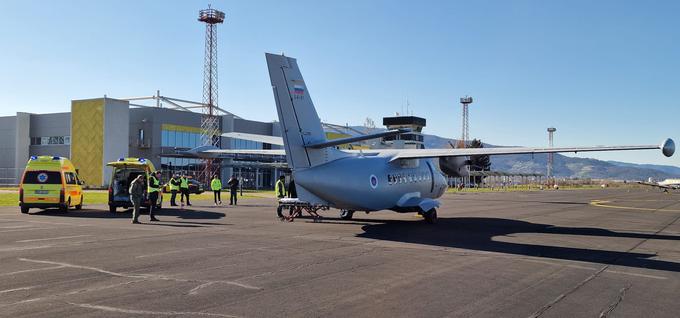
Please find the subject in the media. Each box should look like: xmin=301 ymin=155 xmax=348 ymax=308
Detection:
xmin=222 ymin=132 xmax=284 ymax=146
xmin=385 ymin=138 xmax=675 ymax=162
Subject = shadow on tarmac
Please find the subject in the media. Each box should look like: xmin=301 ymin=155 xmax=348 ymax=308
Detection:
xmin=358 ymin=217 xmax=680 ymax=272
xmin=31 ymin=207 xmax=226 ymax=222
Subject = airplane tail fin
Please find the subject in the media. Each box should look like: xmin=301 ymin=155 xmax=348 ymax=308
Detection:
xmin=266 ymin=53 xmax=329 ymax=169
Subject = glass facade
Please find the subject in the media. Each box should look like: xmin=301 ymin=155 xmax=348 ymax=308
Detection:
xmin=160 ymin=125 xmax=276 ymax=189
xmin=160 ymin=157 xmax=203 ymax=176
xmin=230 ymin=139 xmax=262 ymax=150
xmin=162 ymin=129 xmax=201 ymax=149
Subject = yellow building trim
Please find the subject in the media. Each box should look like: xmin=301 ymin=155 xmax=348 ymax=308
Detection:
xmin=161 ymin=124 xmax=205 ymax=134
xmin=71 ymin=99 xmax=104 ymax=186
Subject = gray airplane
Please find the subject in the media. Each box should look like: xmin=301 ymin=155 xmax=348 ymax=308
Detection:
xmin=638 ymin=179 xmax=680 ymax=192
xmin=193 ymin=53 xmax=675 ymax=223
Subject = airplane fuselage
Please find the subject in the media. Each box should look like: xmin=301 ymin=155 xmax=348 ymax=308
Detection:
xmin=294 ymin=155 xmax=448 ymax=212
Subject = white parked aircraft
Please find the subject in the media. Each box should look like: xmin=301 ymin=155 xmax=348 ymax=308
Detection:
xmin=638 ymin=179 xmax=680 ymax=192
xmin=187 ymin=53 xmax=675 ymax=223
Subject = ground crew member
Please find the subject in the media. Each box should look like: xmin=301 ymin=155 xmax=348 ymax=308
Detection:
xmin=287 ymin=177 xmax=297 ymax=198
xmin=227 ymin=175 xmax=239 ymax=205
xmin=129 ymin=175 xmax=145 ymax=224
xmin=211 ymin=175 xmax=222 ymax=206
xmin=180 ymin=174 xmax=191 ymax=207
xmin=275 ymin=175 xmax=286 ymax=199
xmin=168 ymin=174 xmax=180 ymax=206
xmin=147 ymin=171 xmax=161 ymax=222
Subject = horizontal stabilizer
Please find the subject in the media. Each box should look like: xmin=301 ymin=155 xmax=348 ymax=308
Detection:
xmin=178 ymin=146 xmax=286 ymax=159
xmin=306 ymin=129 xmax=410 ymax=149
xmin=201 ymin=149 xmax=286 ymax=156
xmin=222 ymin=132 xmax=284 ymax=146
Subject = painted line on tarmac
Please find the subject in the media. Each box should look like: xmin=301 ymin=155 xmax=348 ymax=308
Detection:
xmin=19 ymin=258 xmax=262 ymax=291
xmin=605 ymin=270 xmax=666 ymax=280
xmin=520 ymin=258 xmax=667 ymax=280
xmin=0 ymin=265 xmax=65 ymax=277
xmin=0 ymin=225 xmax=34 ymax=229
xmin=0 ymin=227 xmax=49 ymax=233
xmin=0 ymin=286 xmax=33 ymax=294
xmin=590 ymin=200 xmax=680 ymax=212
xmin=65 ymin=303 xmax=241 ymax=317
xmin=16 ymin=235 xmax=92 ymax=243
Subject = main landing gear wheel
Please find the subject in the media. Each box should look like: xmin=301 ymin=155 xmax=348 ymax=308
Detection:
xmin=423 ymin=208 xmax=437 ymax=224
xmin=339 ymin=210 xmax=354 ymax=220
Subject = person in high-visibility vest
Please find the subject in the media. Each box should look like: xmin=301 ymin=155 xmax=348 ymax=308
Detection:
xmin=211 ymin=175 xmax=222 ymax=206
xmin=167 ymin=174 xmax=180 ymax=206
xmin=179 ymin=174 xmax=191 ymax=207
xmin=147 ymin=171 xmax=161 ymax=222
xmin=275 ymin=175 xmax=286 ymax=199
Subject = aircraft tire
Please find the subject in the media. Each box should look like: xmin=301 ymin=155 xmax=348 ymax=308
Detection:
xmin=340 ymin=210 xmax=354 ymax=220
xmin=423 ymin=208 xmax=437 ymax=224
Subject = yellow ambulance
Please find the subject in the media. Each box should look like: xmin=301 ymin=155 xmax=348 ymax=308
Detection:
xmin=19 ymin=156 xmax=84 ymax=214
xmin=107 ymin=157 xmax=162 ymax=213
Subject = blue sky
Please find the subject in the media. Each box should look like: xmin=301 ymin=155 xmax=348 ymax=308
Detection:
xmin=1 ymin=0 xmax=678 ymax=166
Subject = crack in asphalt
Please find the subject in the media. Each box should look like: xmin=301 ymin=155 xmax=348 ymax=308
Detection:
xmin=528 ymin=199 xmax=680 ymax=318
xmin=599 ymin=284 xmax=632 ymax=318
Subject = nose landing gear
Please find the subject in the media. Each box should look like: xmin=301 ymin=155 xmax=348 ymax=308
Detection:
xmin=421 ymin=208 xmax=437 ymax=224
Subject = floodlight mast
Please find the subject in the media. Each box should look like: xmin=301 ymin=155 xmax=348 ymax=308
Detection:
xmin=459 ymin=96 xmax=473 ymax=148
xmin=198 ymin=6 xmax=225 ymax=183
xmin=547 ymin=127 xmax=557 ymax=180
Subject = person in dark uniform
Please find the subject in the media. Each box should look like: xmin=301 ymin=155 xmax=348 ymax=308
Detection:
xmin=129 ymin=175 xmax=145 ymax=224
xmin=227 ymin=175 xmax=239 ymax=205
xmin=287 ymin=177 xmax=297 ymax=198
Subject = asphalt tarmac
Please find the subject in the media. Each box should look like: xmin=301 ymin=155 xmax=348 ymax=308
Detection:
xmin=1 ymin=188 xmax=679 ymax=318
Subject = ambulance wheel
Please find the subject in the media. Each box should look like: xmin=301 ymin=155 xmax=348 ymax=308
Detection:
xmin=75 ymin=196 xmax=83 ymax=210
xmin=109 ymin=205 xmax=116 ymax=214
xmin=339 ymin=210 xmax=354 ymax=220
xmin=276 ymin=205 xmax=284 ymax=218
xmin=423 ymin=208 xmax=437 ymax=224
xmin=20 ymin=206 xmax=29 ymax=214
xmin=60 ymin=199 xmax=70 ymax=213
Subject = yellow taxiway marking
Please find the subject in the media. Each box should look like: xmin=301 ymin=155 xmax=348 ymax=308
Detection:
xmin=590 ymin=200 xmax=680 ymax=212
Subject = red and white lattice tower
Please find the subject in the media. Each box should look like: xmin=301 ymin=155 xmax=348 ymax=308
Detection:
xmin=198 ymin=6 xmax=225 ymax=183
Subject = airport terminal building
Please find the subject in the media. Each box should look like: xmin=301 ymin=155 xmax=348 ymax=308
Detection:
xmin=0 ymin=97 xmax=287 ymax=188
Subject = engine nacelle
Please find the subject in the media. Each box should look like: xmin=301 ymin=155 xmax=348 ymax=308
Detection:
xmin=438 ymin=156 xmax=470 ymax=177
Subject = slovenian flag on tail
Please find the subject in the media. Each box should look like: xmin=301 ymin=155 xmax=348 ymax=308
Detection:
xmin=293 ymin=84 xmax=305 ymax=95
